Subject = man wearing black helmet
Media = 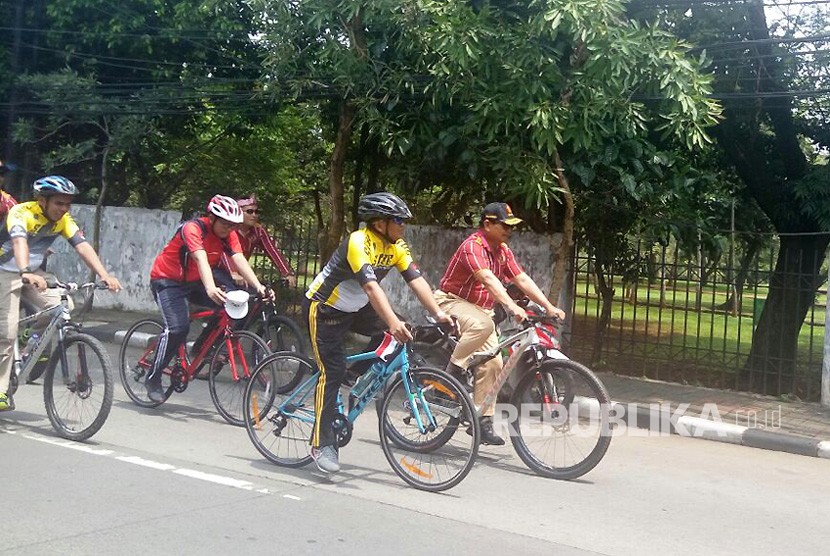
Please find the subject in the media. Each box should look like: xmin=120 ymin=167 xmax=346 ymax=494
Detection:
xmin=304 ymin=192 xmax=454 ymax=473
xmin=0 ymin=175 xmax=121 ymax=412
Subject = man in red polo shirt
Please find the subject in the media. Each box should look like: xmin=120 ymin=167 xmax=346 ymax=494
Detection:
xmin=435 ymin=202 xmax=566 ymax=445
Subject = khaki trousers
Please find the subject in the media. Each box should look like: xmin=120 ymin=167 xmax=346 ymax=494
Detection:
xmin=434 ymin=290 xmax=500 ymax=416
xmin=0 ymin=270 xmax=62 ymax=394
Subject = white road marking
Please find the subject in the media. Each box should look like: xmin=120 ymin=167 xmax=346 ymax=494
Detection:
xmin=25 ymin=434 xmax=114 ymax=455
xmin=116 ymin=455 xmax=176 ymax=470
xmin=14 ymin=429 xmax=287 ymax=496
xmin=174 ymin=468 xmax=255 ymax=489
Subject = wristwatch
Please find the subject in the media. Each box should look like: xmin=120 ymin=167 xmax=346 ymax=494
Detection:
xmin=18 ymin=266 xmax=33 ymax=276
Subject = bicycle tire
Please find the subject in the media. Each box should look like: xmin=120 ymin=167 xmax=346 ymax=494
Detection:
xmin=208 ymin=330 xmax=272 ymax=426
xmin=243 ymin=351 xmax=318 ymax=468
xmin=379 ymin=367 xmax=479 ymax=492
xmin=509 ymin=359 xmax=612 ymax=480
xmin=379 ymin=365 xmax=461 ymax=452
xmin=118 ymin=319 xmax=175 ymax=408
xmin=253 ymin=314 xmax=307 ymax=356
xmin=43 ymin=332 xmax=113 ymax=441
xmin=374 ymin=341 xmax=453 ymax=420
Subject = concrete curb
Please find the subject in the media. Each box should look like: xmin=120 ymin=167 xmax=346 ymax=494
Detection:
xmin=615 ymin=401 xmax=830 ymax=460
xmin=114 ymin=330 xmax=154 ymax=349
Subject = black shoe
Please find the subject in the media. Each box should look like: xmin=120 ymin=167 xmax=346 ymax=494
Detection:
xmin=145 ymin=380 xmax=165 ymax=403
xmin=479 ymin=416 xmax=505 ymax=446
xmin=445 ymin=362 xmax=473 ymax=393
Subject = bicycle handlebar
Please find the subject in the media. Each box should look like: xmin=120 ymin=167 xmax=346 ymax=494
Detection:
xmin=23 ymin=277 xmax=110 ymax=292
xmin=522 ymin=313 xmax=561 ymax=327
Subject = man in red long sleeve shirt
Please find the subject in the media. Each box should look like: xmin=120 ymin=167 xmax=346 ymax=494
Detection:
xmin=221 ymin=194 xmax=296 ymax=288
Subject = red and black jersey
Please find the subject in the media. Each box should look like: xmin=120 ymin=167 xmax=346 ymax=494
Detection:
xmin=151 ymin=217 xmax=242 ymax=282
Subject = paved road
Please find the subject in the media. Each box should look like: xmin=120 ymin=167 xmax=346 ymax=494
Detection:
xmin=3 ymin=343 xmax=829 ymax=555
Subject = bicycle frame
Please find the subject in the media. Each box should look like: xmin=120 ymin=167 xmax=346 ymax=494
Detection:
xmin=14 ymin=291 xmax=76 ymax=383
xmin=262 ymin=340 xmax=439 ymax=435
xmin=131 ymin=308 xmax=253 ymax=384
xmin=460 ymin=318 xmax=567 ymax=413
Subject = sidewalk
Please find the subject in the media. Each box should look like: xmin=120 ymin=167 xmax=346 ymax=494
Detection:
xmin=81 ymin=306 xmax=830 ymax=461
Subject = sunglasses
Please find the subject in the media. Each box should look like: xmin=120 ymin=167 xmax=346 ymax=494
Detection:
xmin=244 ymin=209 xmax=261 ymax=215
xmin=391 ymin=216 xmax=406 ymax=225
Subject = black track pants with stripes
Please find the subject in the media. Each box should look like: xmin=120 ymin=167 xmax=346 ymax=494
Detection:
xmin=303 ymin=299 xmax=385 ymax=448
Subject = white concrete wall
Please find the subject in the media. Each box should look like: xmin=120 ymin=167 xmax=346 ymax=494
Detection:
xmin=47 ymin=204 xmax=183 ymax=312
xmin=47 ymin=205 xmax=562 ymax=316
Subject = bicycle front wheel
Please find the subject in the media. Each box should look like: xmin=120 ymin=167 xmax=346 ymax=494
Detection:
xmin=43 ymin=333 xmax=114 ymax=441
xmin=118 ymin=319 xmax=175 ymax=408
xmin=379 ymin=367 xmax=479 ymax=492
xmin=509 ymin=359 xmax=612 ymax=480
xmin=208 ymin=330 xmax=272 ymax=426
xmin=243 ymin=352 xmax=318 ymax=467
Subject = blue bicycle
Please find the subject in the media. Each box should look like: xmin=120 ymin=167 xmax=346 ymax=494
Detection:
xmin=242 ymin=329 xmax=480 ymax=492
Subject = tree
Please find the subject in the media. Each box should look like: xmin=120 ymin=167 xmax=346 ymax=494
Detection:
xmin=254 ymin=0 xmax=720 ymax=288
xmin=13 ymin=70 xmax=154 ymax=259
xmin=632 ymin=0 xmax=830 ymax=394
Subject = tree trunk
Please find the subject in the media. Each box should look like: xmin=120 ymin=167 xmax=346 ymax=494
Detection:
xmin=320 ymin=99 xmax=355 ymax=263
xmin=89 ymin=142 xmax=109 ymax=282
xmin=548 ymin=150 xmax=574 ymax=306
xmin=350 ymin=124 xmax=369 ymax=230
xmin=716 ymin=238 xmax=763 ymax=315
xmin=592 ymin=258 xmax=614 ymax=365
xmin=742 ymin=234 xmax=830 ymax=395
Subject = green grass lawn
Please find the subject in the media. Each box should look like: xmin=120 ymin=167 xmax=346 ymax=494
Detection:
xmin=571 ymin=279 xmax=825 ymax=399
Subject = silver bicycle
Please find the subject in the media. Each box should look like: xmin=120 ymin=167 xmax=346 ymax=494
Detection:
xmin=6 ymin=279 xmax=114 ymax=441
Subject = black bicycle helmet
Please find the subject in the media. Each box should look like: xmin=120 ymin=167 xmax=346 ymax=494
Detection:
xmin=357 ymin=192 xmax=413 ymax=221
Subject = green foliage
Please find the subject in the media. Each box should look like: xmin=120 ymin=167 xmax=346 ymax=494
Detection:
xmin=250 ymin=0 xmax=720 ymax=225
xmin=794 ymin=163 xmax=830 ymax=230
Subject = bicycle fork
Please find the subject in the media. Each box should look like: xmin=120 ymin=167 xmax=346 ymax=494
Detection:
xmin=400 ymin=369 xmax=440 ymax=434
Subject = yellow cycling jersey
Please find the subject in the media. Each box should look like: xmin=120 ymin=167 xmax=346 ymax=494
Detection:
xmin=306 ymin=226 xmax=421 ymax=313
xmin=0 ymin=201 xmax=86 ymax=272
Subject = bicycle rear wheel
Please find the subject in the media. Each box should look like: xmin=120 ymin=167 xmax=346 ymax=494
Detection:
xmin=118 ymin=319 xmax=175 ymax=407
xmin=379 ymin=368 xmax=479 ymax=492
xmin=208 ymin=330 xmax=272 ymax=426
xmin=43 ymin=333 xmax=114 ymax=441
xmin=243 ymin=352 xmax=318 ymax=467
xmin=509 ymin=359 xmax=612 ymax=480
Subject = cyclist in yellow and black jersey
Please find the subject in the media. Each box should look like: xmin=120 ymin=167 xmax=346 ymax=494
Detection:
xmin=303 ymin=192 xmax=454 ymax=474
xmin=306 ymin=224 xmax=418 ymax=313
xmin=0 ymin=176 xmax=121 ymax=412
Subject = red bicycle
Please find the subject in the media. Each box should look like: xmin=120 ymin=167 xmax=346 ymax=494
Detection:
xmin=118 ymin=297 xmax=272 ymax=426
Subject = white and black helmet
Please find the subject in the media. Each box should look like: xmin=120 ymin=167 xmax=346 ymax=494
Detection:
xmin=33 ymin=175 xmax=78 ymax=197
xmin=357 ymin=192 xmax=413 ymax=222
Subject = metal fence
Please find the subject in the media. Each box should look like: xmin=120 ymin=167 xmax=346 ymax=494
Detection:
xmin=249 ymin=220 xmax=321 ymax=319
xmin=569 ymin=235 xmax=828 ymax=401
xmin=253 ymin=221 xmax=828 ymax=401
